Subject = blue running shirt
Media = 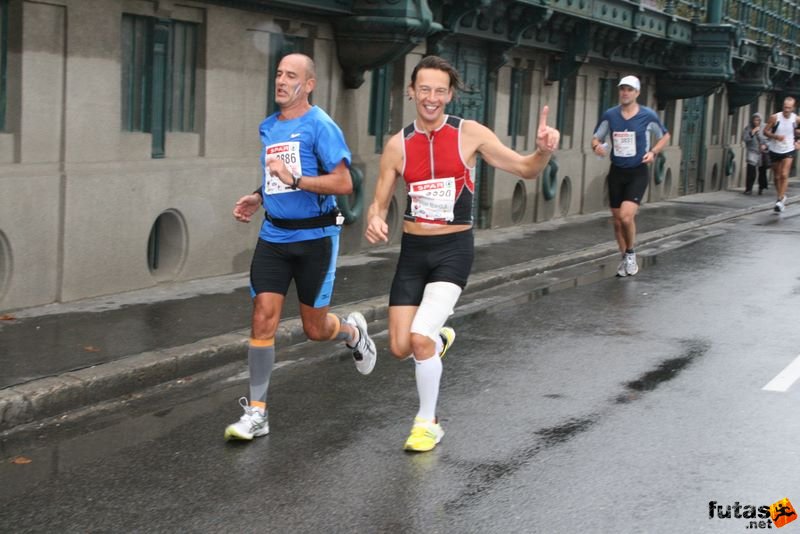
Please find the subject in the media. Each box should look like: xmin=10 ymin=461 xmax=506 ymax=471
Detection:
xmin=257 ymin=106 xmax=351 ymax=243
xmin=593 ymin=105 xmax=668 ymax=168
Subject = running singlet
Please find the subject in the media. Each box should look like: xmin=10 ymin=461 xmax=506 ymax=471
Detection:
xmin=593 ymin=105 xmax=668 ymax=168
xmin=257 ymin=106 xmax=351 ymax=243
xmin=401 ymin=115 xmax=475 ymax=225
xmin=768 ymin=112 xmax=798 ymax=154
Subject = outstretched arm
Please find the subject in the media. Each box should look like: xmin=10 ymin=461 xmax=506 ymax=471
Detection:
xmin=796 ymin=118 xmax=800 ymax=149
xmin=591 ymin=118 xmax=610 ymax=157
xmin=464 ymin=105 xmax=560 ymax=179
xmin=642 ymin=132 xmax=670 ymax=164
xmin=233 ymin=192 xmax=262 ymax=223
xmin=763 ymin=115 xmax=783 ymax=141
xmin=365 ymin=134 xmax=402 ymax=244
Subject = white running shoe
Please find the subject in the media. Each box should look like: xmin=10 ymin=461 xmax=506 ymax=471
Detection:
xmin=775 ymin=200 xmax=785 ymax=212
xmin=224 ymin=397 xmax=269 ymax=441
xmin=616 ymin=257 xmax=627 ymax=277
xmin=346 ymin=312 xmax=376 ymax=375
xmin=625 ymin=252 xmax=639 ymax=276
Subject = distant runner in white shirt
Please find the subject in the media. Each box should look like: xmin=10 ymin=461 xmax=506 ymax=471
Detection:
xmin=764 ymin=96 xmax=800 ymax=213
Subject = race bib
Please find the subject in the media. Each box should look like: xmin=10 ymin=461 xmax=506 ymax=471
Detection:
xmin=409 ymin=178 xmax=456 ymax=222
xmin=264 ymin=142 xmax=302 ymax=195
xmin=777 ymin=137 xmax=794 ymax=152
xmin=612 ymin=131 xmax=636 ymax=158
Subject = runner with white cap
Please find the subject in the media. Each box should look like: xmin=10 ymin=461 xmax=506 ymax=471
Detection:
xmin=590 ymin=75 xmax=670 ymax=277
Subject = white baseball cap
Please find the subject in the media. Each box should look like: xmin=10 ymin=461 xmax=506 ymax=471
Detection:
xmin=618 ymin=75 xmax=640 ymax=91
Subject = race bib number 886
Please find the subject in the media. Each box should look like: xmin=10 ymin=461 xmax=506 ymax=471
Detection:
xmin=265 ymin=142 xmax=302 ymax=195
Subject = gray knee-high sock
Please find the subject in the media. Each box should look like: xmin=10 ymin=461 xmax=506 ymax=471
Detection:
xmin=328 ymin=314 xmax=357 ymax=345
xmin=248 ymin=339 xmax=275 ymax=412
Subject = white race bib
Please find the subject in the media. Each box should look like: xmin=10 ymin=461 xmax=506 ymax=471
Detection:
xmin=409 ymin=178 xmax=456 ymax=222
xmin=777 ymin=137 xmax=794 ymax=152
xmin=264 ymin=142 xmax=302 ymax=195
xmin=612 ymin=131 xmax=636 ymax=158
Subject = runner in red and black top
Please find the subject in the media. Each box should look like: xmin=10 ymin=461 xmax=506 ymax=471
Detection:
xmin=401 ymin=115 xmax=475 ymax=225
xmin=365 ymin=55 xmax=560 ymax=452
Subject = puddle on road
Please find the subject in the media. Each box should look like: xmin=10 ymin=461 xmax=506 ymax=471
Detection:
xmin=535 ymin=416 xmax=597 ymax=448
xmin=445 ymin=338 xmax=710 ymax=511
xmin=615 ymin=338 xmax=710 ymax=404
xmin=0 ymin=375 xmax=246 ymax=501
xmin=445 ymin=414 xmax=600 ymax=511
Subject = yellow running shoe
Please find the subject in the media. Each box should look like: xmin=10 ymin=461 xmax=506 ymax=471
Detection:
xmin=439 ymin=327 xmax=456 ymax=359
xmin=403 ymin=417 xmax=444 ymax=452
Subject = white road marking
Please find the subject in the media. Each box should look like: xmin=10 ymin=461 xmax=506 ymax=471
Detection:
xmin=763 ymin=354 xmax=800 ymax=392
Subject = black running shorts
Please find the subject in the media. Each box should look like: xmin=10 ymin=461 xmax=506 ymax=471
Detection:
xmin=769 ymin=150 xmax=796 ymax=162
xmin=389 ymin=230 xmax=474 ymax=306
xmin=607 ymin=164 xmax=650 ymax=208
xmin=249 ymin=236 xmax=337 ymax=308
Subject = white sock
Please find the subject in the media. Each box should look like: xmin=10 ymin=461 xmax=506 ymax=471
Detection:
xmin=413 ymin=354 xmax=442 ymax=421
xmin=434 ymin=334 xmax=443 ymax=355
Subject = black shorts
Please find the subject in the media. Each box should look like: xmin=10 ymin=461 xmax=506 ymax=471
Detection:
xmin=607 ymin=164 xmax=649 ymax=208
xmin=389 ymin=230 xmax=474 ymax=306
xmin=769 ymin=150 xmax=795 ymax=162
xmin=250 ymin=236 xmax=338 ymax=308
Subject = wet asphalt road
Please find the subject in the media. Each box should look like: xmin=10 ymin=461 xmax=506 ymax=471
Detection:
xmin=2 ymin=208 xmax=799 ymax=533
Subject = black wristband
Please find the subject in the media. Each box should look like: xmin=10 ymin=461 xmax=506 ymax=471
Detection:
xmin=252 ymin=188 xmax=263 ymax=197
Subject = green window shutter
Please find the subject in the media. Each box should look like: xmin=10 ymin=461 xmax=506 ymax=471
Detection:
xmin=508 ymin=68 xmax=523 ymax=149
xmin=598 ymin=78 xmax=614 ymax=122
xmin=0 ymin=0 xmax=7 ymax=131
xmin=166 ymin=20 xmax=197 ymax=132
xmin=121 ymin=14 xmax=154 ymax=133
xmin=368 ymin=63 xmax=392 ymax=153
xmin=557 ymin=74 xmax=577 ymax=148
xmin=150 ymin=19 xmax=169 ymax=158
xmin=122 ymin=14 xmax=199 ymax=157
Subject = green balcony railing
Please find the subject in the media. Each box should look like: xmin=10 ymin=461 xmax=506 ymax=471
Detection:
xmin=651 ymin=0 xmax=799 ymax=58
xmin=722 ymin=0 xmax=800 ymax=57
xmin=660 ymin=0 xmax=707 ymax=21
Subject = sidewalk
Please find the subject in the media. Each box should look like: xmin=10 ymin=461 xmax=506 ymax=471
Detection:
xmin=0 ymin=187 xmax=793 ymax=432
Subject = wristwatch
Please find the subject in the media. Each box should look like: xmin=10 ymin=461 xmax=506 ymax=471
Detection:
xmin=290 ymin=171 xmax=302 ymax=190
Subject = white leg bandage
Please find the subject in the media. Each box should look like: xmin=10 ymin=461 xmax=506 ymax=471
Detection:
xmin=410 ymin=281 xmax=462 ymax=342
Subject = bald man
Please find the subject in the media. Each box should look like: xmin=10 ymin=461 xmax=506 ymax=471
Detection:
xmin=225 ymin=54 xmax=376 ymax=441
xmin=764 ymin=96 xmax=800 ymax=212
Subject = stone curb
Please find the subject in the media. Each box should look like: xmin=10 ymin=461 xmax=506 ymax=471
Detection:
xmin=0 ymin=200 xmax=775 ymax=433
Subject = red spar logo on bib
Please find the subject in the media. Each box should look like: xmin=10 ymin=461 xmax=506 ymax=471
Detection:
xmin=267 ymin=145 xmax=289 ymax=155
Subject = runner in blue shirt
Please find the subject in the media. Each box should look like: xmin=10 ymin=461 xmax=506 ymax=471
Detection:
xmin=591 ymin=75 xmax=670 ymax=277
xmin=224 ymin=53 xmax=376 ymax=441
